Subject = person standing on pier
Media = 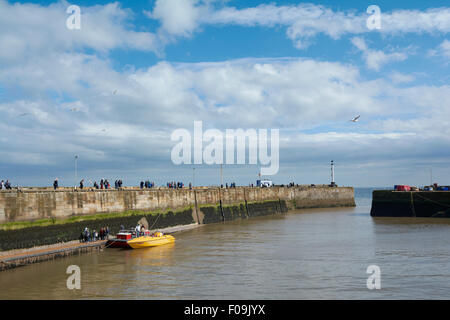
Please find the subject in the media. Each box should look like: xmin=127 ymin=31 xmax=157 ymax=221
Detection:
xmin=84 ymin=228 xmax=89 ymax=242
xmin=0 ymin=180 xmax=4 ymax=190
xmin=135 ymin=224 xmax=141 ymax=237
xmin=53 ymin=178 xmax=58 ymax=190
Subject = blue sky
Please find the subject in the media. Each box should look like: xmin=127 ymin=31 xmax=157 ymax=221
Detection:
xmin=0 ymin=0 xmax=449 ymax=187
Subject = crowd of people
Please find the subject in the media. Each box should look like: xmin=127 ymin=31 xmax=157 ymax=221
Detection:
xmin=93 ymin=179 xmax=122 ymax=189
xmin=53 ymin=178 xmax=124 ymax=190
xmin=98 ymin=179 xmax=110 ymax=189
xmin=140 ymin=180 xmax=155 ymax=189
xmin=8 ymin=178 xmax=293 ymax=192
xmin=221 ymin=182 xmax=237 ymax=188
xmin=167 ymin=181 xmax=184 ymax=189
xmin=114 ymin=180 xmax=123 ymax=189
xmin=0 ymin=180 xmax=12 ymax=190
xmin=79 ymin=226 xmax=110 ymax=242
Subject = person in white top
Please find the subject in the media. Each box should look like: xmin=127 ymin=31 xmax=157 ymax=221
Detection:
xmin=135 ymin=224 xmax=141 ymax=236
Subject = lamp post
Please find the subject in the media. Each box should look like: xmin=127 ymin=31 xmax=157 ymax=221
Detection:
xmin=331 ymin=160 xmax=335 ymax=187
xmin=193 ymin=167 xmax=195 ymax=188
xmin=75 ymin=155 xmax=78 ymax=188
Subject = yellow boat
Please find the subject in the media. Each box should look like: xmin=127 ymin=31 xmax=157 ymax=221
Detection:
xmin=127 ymin=232 xmax=175 ymax=249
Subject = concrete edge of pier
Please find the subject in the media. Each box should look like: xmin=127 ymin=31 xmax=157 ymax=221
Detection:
xmin=0 ymin=223 xmax=201 ymax=272
xmin=0 ymin=240 xmax=106 ymax=272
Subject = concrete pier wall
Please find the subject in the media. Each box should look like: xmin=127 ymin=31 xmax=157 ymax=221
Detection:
xmin=370 ymin=190 xmax=450 ymax=218
xmin=0 ymin=186 xmax=355 ymax=224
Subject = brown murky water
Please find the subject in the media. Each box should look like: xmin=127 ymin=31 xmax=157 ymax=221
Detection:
xmin=1 ymin=204 xmax=450 ymax=299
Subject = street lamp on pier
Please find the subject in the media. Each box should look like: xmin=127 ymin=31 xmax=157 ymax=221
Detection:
xmin=75 ymin=155 xmax=78 ymax=188
xmin=331 ymin=160 xmax=336 ymax=187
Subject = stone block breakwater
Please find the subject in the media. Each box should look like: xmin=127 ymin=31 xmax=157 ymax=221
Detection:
xmin=0 ymin=186 xmax=355 ymax=253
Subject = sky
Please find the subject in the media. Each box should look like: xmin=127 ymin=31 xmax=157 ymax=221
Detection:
xmin=0 ymin=0 xmax=449 ymax=187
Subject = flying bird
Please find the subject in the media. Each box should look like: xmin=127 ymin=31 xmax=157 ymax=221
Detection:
xmin=18 ymin=113 xmax=29 ymax=117
xmin=113 ymin=89 xmax=117 ymax=95
xmin=350 ymin=115 xmax=360 ymax=122
xmin=70 ymin=108 xmax=79 ymax=112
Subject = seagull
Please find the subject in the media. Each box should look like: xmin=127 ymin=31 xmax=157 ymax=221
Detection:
xmin=18 ymin=113 xmax=29 ymax=117
xmin=350 ymin=115 xmax=360 ymax=122
xmin=113 ymin=89 xmax=117 ymax=95
xmin=70 ymin=108 xmax=79 ymax=112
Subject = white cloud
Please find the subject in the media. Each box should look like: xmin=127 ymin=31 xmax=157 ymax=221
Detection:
xmin=2 ymin=53 xmax=450 ymax=168
xmin=440 ymin=39 xmax=450 ymax=58
xmin=389 ymin=71 xmax=415 ymax=84
xmin=0 ymin=0 xmax=159 ymax=62
xmin=381 ymin=8 xmax=450 ymax=34
xmin=351 ymin=37 xmax=409 ymax=71
xmin=146 ymin=0 xmax=206 ymax=38
xmin=146 ymin=2 xmax=450 ymax=49
xmin=428 ymin=39 xmax=450 ymax=59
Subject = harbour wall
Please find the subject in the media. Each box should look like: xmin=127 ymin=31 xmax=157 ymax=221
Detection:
xmin=0 ymin=186 xmax=355 ymax=224
xmin=370 ymin=190 xmax=450 ymax=218
xmin=0 ymin=186 xmax=355 ymax=252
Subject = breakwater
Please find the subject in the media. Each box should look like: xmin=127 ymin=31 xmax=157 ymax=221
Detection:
xmin=370 ymin=190 xmax=450 ymax=218
xmin=0 ymin=186 xmax=355 ymax=253
xmin=0 ymin=186 xmax=355 ymax=224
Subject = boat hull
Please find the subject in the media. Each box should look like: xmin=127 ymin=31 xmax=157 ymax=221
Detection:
xmin=105 ymin=239 xmax=131 ymax=248
xmin=127 ymin=235 xmax=175 ymax=249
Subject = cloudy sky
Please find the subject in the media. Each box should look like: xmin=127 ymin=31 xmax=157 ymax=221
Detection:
xmin=0 ymin=0 xmax=449 ymax=187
